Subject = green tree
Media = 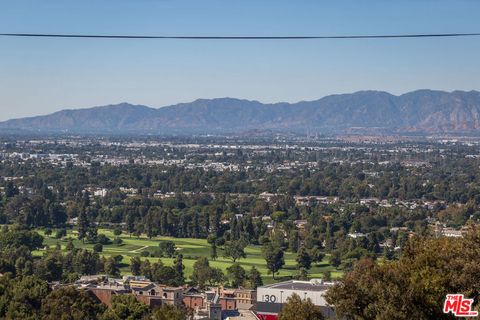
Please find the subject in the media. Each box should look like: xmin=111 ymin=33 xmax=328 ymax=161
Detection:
xmin=210 ymin=242 xmax=218 ymax=261
xmin=326 ymin=229 xmax=480 ymax=320
xmin=226 ymin=263 xmax=246 ymax=287
xmin=173 ymin=254 xmax=185 ymax=284
xmin=158 ymin=241 xmax=177 ymax=258
xmin=263 ymin=242 xmax=284 ymax=279
xmin=207 ymin=234 xmax=218 ymax=260
xmin=130 ymin=256 xmax=141 ymax=276
xmin=101 ymin=294 xmax=150 ymax=320
xmin=278 ymin=293 xmax=324 ymax=320
xmin=103 ymin=257 xmax=120 ymax=277
xmin=113 ymin=228 xmax=122 ymax=236
xmin=66 ymin=239 xmax=75 ymax=251
xmin=308 ymin=245 xmax=325 ymax=265
xmin=4 ymin=275 xmax=51 ymax=320
xmin=77 ymin=208 xmax=89 ymax=243
xmin=329 ymin=251 xmax=341 ymax=268
xmin=140 ymin=260 xmax=152 ymax=280
xmin=246 ymin=266 xmax=263 ymax=290
xmin=289 ymin=230 xmax=300 ymax=252
xmin=296 ymin=245 xmax=312 ymax=271
xmin=41 ymin=286 xmax=105 ymax=320
xmin=223 ymin=240 xmax=247 ymax=262
xmin=191 ymin=257 xmax=210 ymax=289
xmin=93 ymin=243 xmax=103 ymax=253
xmin=151 ymin=304 xmax=190 ymax=320
xmin=191 ymin=257 xmax=225 ymax=289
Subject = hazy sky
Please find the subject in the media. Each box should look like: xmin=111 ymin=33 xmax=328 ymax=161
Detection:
xmin=1 ymin=0 xmax=479 ymax=121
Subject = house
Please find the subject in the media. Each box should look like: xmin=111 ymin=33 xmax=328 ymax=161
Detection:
xmin=183 ymin=288 xmax=222 ymax=320
xmin=130 ymin=281 xmax=184 ymax=306
xmin=347 ymin=232 xmax=366 ymax=239
xmin=441 ymin=228 xmax=464 ymax=238
xmin=294 ymin=220 xmax=308 ymax=231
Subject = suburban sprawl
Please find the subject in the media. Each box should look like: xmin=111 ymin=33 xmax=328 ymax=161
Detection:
xmin=1 ymin=134 xmax=480 ymax=319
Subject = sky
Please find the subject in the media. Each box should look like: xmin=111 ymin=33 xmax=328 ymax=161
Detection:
xmin=0 ymin=0 xmax=479 ymax=121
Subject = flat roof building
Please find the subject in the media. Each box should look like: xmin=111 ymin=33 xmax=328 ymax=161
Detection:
xmin=254 ymin=279 xmax=336 ymax=320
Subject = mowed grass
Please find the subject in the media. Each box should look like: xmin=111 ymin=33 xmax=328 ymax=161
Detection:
xmin=34 ymin=228 xmax=342 ymax=284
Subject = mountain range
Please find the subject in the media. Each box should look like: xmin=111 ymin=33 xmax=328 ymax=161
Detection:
xmin=2 ymin=89 xmax=480 ymax=135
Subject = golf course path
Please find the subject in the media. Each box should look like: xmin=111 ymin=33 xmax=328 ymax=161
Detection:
xmin=131 ymin=245 xmax=149 ymax=253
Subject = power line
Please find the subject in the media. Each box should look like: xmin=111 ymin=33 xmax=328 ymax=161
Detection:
xmin=0 ymin=32 xmax=480 ymax=40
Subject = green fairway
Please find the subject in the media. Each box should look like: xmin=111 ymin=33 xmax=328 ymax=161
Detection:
xmin=35 ymin=228 xmax=342 ymax=283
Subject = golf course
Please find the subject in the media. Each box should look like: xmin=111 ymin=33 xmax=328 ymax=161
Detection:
xmin=33 ymin=228 xmax=342 ymax=284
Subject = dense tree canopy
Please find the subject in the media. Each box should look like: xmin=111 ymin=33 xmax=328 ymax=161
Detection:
xmin=326 ymin=227 xmax=480 ymax=319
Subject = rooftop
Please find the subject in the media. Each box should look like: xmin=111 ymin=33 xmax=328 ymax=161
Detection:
xmin=259 ymin=279 xmax=334 ymax=292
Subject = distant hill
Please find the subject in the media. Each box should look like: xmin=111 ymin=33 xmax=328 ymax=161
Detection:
xmin=2 ymin=90 xmax=480 ymax=135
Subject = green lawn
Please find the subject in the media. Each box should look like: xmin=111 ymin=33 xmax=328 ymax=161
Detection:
xmin=34 ymin=228 xmax=343 ymax=284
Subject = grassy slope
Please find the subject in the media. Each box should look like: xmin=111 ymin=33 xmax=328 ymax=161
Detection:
xmin=34 ymin=229 xmax=342 ymax=284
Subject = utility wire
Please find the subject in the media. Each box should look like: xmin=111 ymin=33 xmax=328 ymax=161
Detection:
xmin=0 ymin=32 xmax=480 ymax=40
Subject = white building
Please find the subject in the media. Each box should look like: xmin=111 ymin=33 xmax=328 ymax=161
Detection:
xmin=254 ymin=279 xmax=336 ymax=319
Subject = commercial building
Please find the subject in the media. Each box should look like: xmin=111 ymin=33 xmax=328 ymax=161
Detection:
xmin=254 ymin=279 xmax=336 ymax=320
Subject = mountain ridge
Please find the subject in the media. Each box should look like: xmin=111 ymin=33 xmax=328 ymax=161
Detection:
xmin=2 ymin=90 xmax=480 ymax=135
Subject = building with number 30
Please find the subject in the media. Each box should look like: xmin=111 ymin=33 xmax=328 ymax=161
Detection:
xmin=253 ymin=279 xmax=337 ymax=319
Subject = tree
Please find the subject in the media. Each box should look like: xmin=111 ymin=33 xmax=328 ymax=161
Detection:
xmin=41 ymin=286 xmax=105 ymax=320
xmin=140 ymin=260 xmax=152 ymax=280
xmin=130 ymin=256 xmax=141 ymax=276
xmin=86 ymin=226 xmax=98 ymax=243
xmin=329 ymin=251 xmax=341 ymax=268
xmin=191 ymin=257 xmax=211 ymax=289
xmin=54 ymin=229 xmax=67 ymax=239
xmin=191 ymin=257 xmax=225 ymax=289
xmin=104 ymin=257 xmax=120 ymax=277
xmin=66 ymin=238 xmax=75 ymax=251
xmin=223 ymin=240 xmax=247 ymax=262
xmin=158 ymin=241 xmax=176 ymax=258
xmin=207 ymin=267 xmax=226 ymax=286
xmin=263 ymin=242 xmax=284 ymax=279
xmin=34 ymin=249 xmax=64 ymax=281
xmin=174 ymin=254 xmax=185 ymax=284
xmin=77 ymin=208 xmax=89 ymax=243
xmin=278 ymin=293 xmax=324 ymax=320
xmin=101 ymin=294 xmax=150 ymax=320
xmin=68 ymin=249 xmax=101 ymax=275
xmin=93 ymin=243 xmax=103 ymax=253
xmin=152 ymin=263 xmax=181 ymax=286
xmin=326 ymin=229 xmax=480 ymax=320
xmin=321 ymin=271 xmax=332 ymax=281
xmin=308 ymin=245 xmax=325 ymax=265
xmin=289 ymin=230 xmax=300 ymax=252
xmin=226 ymin=263 xmax=246 ymax=287
xmin=3 ymin=275 xmax=51 ymax=320
xmin=113 ymin=228 xmax=122 ymax=236
xmin=210 ymin=242 xmax=218 ymax=260
xmin=207 ymin=234 xmax=218 ymax=260
xmin=0 ymin=228 xmax=44 ymax=250
xmin=151 ymin=304 xmax=190 ymax=320
xmin=296 ymin=245 xmax=312 ymax=271
xmin=246 ymin=266 xmax=263 ymax=289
